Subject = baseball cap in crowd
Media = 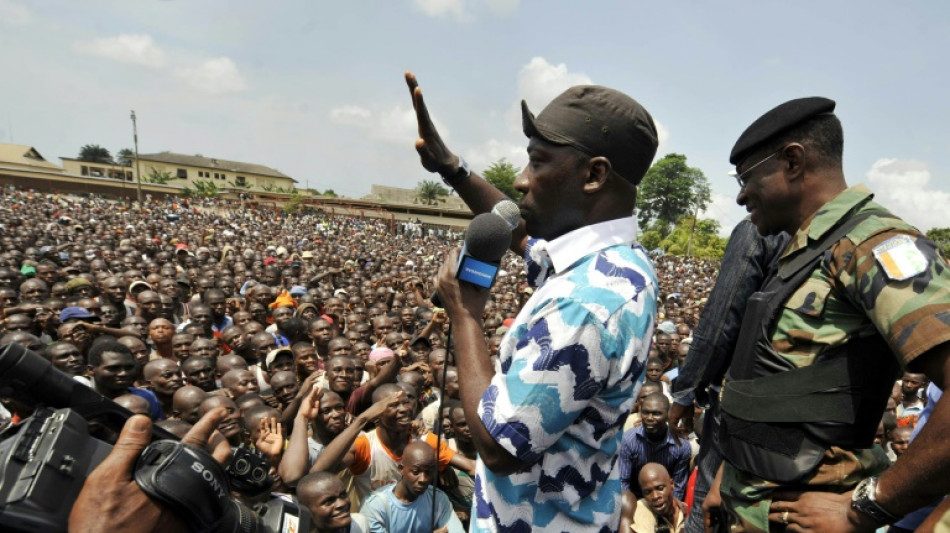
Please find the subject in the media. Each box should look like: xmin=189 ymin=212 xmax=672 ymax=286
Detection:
xmin=129 ymin=280 xmax=152 ymax=294
xmin=60 ymin=306 xmax=100 ymax=323
xmin=521 ymin=85 xmax=659 ymax=185
xmin=289 ymin=286 xmax=308 ymax=297
xmin=64 ymin=277 xmax=92 ymax=293
xmin=264 ymin=347 xmax=294 ymax=371
xmin=657 ymin=321 xmax=676 ymax=334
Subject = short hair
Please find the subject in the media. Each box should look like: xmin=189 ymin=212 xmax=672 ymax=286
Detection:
xmin=642 ymin=392 xmax=670 ymax=411
xmin=87 ymin=339 xmax=133 ymax=368
xmin=281 ymin=317 xmax=308 ymax=340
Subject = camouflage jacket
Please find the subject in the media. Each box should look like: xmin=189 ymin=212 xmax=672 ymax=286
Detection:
xmin=721 ymin=184 xmax=950 ymax=532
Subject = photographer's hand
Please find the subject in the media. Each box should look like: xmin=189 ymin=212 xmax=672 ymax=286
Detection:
xmin=69 ymin=408 xmax=230 ymax=532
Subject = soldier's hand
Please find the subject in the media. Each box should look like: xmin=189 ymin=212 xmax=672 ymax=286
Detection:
xmin=769 ymin=490 xmax=877 ymax=533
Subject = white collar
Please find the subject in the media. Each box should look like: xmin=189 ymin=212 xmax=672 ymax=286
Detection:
xmin=536 ymin=216 xmax=639 ymax=274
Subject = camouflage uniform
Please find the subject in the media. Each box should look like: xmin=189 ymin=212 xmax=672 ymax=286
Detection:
xmin=720 ymin=185 xmax=950 ymax=532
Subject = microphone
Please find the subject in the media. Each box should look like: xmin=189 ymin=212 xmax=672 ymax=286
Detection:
xmin=431 ymin=211 xmax=513 ymax=307
xmin=491 ymin=199 xmax=521 ymax=231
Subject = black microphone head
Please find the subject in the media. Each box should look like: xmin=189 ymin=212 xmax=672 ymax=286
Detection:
xmin=465 ymin=213 xmax=512 ymax=262
xmin=491 ymin=199 xmax=522 ymax=231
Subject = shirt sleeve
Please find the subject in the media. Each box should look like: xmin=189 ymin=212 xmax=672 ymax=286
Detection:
xmin=424 ymin=432 xmax=456 ymax=471
xmin=359 ymin=492 xmax=388 ymax=533
xmin=478 ymin=300 xmax=611 ymax=465
xmin=671 ymin=440 xmax=692 ymax=501
xmin=436 ymin=489 xmax=466 ymax=533
xmin=833 ymin=229 xmax=950 ymax=365
xmin=618 ymin=429 xmax=635 ymax=492
xmin=349 ymin=433 xmax=371 ymax=476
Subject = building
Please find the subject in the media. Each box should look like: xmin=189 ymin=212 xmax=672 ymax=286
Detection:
xmin=60 ymin=157 xmax=134 ymax=182
xmin=0 ymin=144 xmax=65 ymax=173
xmin=134 ymin=151 xmax=296 ymax=192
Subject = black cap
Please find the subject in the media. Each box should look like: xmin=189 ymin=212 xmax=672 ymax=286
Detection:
xmin=521 ymin=85 xmax=658 ymax=185
xmin=730 ymin=97 xmax=836 ymax=166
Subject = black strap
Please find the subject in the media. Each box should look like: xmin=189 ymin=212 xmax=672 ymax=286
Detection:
xmin=721 ymin=353 xmax=855 ymax=423
xmin=724 ymin=208 xmax=889 ymax=420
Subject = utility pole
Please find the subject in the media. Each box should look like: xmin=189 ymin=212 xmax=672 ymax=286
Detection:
xmin=130 ymin=110 xmax=143 ymax=204
xmin=686 ymin=204 xmax=698 ymax=257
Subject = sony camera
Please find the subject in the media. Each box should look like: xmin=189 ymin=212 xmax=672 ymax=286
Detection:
xmin=0 ymin=343 xmax=311 ymax=532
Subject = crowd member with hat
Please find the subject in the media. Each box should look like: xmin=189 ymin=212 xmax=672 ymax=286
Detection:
xmin=407 ymin=71 xmax=659 ymax=532
xmin=706 ymin=97 xmax=950 ymax=532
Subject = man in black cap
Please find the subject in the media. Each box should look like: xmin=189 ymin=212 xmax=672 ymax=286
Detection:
xmin=713 ymin=97 xmax=950 ymax=532
xmin=406 ymin=72 xmax=659 ymax=533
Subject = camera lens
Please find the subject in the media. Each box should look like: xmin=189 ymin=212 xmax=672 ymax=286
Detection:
xmin=232 ymin=457 xmax=250 ymax=476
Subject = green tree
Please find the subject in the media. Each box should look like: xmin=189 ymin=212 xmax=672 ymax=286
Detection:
xmin=78 ymin=144 xmax=114 ymax=164
xmin=927 ymin=227 xmax=950 ymax=256
xmin=323 ymin=189 xmax=338 ymax=198
xmin=636 ymin=153 xmax=711 ymax=231
xmin=143 ymin=168 xmax=173 ymax=184
xmin=652 ymin=215 xmax=726 ymax=259
xmin=115 ymin=148 xmax=134 ymax=167
xmin=182 ymin=179 xmax=219 ymax=198
xmin=416 ymin=180 xmax=449 ymax=205
xmin=483 ymin=158 xmax=522 ymax=201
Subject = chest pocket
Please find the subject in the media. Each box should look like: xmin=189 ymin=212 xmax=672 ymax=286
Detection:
xmin=783 ymin=278 xmax=832 ymax=318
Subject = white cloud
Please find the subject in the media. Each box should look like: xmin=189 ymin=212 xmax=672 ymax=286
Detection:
xmin=517 ymin=57 xmax=593 ymax=111
xmin=699 ymin=192 xmax=745 ymax=237
xmin=329 ymin=105 xmax=372 ymax=126
xmin=329 ymin=104 xmax=448 ymax=145
xmin=174 ymin=57 xmax=248 ymax=94
xmin=485 ymin=0 xmax=520 ymax=15
xmin=865 ymin=158 xmax=950 ymax=231
xmin=412 ymin=0 xmax=518 ymax=20
xmin=74 ymin=34 xmax=166 ymax=68
xmin=412 ymin=0 xmax=467 ymax=20
xmin=514 ymin=56 xmax=671 ymax=170
xmin=466 ymin=138 xmax=525 ymax=173
xmin=0 ymin=0 xmax=31 ymax=25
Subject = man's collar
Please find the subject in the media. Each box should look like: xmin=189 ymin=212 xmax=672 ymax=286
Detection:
xmin=783 ymin=184 xmax=874 ymax=258
xmin=636 ymin=424 xmax=674 ymax=444
xmin=536 ymin=216 xmax=639 ymax=274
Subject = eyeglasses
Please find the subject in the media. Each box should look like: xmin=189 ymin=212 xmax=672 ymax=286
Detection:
xmin=732 ymin=148 xmax=782 ymax=191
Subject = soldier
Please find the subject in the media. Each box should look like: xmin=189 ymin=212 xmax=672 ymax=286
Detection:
xmin=712 ymin=97 xmax=950 ymax=532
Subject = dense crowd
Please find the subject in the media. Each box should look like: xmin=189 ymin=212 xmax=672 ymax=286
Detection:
xmin=0 ymin=185 xmax=926 ymax=532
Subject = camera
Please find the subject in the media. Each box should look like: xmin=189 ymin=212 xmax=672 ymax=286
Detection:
xmin=0 ymin=343 xmax=311 ymax=532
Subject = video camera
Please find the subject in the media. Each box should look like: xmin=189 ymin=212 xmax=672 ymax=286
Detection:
xmin=0 ymin=343 xmax=311 ymax=532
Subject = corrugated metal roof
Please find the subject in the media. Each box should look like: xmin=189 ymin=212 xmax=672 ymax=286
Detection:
xmin=136 ymin=151 xmax=296 ymax=182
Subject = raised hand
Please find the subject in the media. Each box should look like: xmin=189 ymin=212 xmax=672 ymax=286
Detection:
xmin=256 ymin=417 xmax=284 ymax=459
xmin=405 ymin=71 xmax=459 ymax=176
xmin=297 ymin=385 xmax=325 ymax=422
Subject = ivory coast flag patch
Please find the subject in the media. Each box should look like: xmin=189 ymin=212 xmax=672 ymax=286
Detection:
xmin=873 ymin=235 xmax=928 ymax=281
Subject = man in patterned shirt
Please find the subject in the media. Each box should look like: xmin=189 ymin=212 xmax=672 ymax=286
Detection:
xmin=406 ymin=72 xmax=659 ymax=532
xmin=715 ymin=97 xmax=950 ymax=532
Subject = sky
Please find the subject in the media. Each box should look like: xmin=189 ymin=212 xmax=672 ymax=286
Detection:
xmin=1 ymin=0 xmax=948 ymax=235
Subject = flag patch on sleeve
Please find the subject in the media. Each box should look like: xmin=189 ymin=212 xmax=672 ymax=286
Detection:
xmin=872 ymin=235 xmax=928 ymax=281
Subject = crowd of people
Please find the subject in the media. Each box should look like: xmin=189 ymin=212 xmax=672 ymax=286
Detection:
xmin=0 ymin=183 xmax=932 ymax=532
xmin=5 ymin=75 xmax=949 ymax=533
xmin=0 ymin=179 xmax=701 ymax=528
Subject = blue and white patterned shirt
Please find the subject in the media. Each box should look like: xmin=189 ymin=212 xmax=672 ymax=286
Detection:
xmin=474 ymin=216 xmax=657 ymax=533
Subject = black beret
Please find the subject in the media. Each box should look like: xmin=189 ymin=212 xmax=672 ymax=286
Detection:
xmin=730 ymin=97 xmax=836 ymax=166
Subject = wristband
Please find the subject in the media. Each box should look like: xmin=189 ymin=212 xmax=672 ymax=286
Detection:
xmin=441 ymin=156 xmax=470 ymax=188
